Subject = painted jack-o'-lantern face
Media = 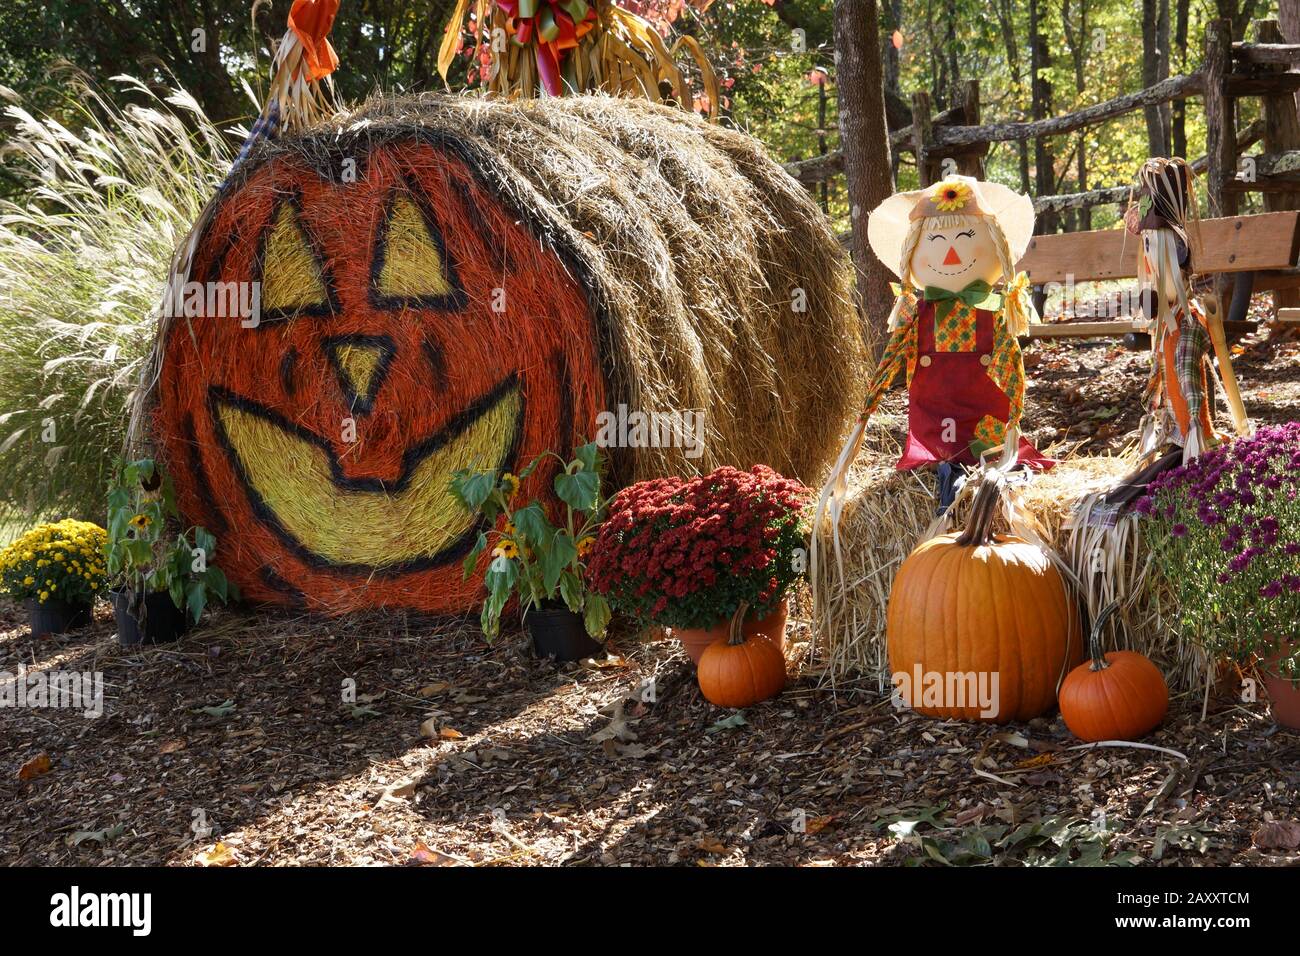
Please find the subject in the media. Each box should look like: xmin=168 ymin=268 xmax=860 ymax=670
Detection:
xmin=909 ymin=217 xmax=1003 ymax=292
xmin=155 ymin=141 xmax=604 ymax=613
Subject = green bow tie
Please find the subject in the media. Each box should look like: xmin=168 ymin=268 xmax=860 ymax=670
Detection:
xmin=922 ymin=280 xmax=1002 ymax=310
xmin=923 ymin=280 xmax=1003 ymax=325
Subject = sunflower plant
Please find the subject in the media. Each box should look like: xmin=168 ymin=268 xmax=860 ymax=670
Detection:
xmin=449 ymin=442 xmax=611 ymax=640
xmin=0 ymin=519 xmax=108 ymax=606
xmin=106 ymin=458 xmax=233 ymax=624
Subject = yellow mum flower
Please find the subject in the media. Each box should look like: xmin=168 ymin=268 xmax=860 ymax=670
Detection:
xmin=932 ymin=179 xmax=973 ymax=213
xmin=22 ymin=576 xmax=33 ymax=586
xmin=39 ymin=591 xmax=48 ymax=601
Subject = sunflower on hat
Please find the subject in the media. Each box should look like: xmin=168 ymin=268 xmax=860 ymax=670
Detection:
xmin=932 ymin=179 xmax=973 ymax=213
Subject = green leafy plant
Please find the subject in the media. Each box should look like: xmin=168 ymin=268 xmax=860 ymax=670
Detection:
xmin=0 ymin=519 xmax=107 ymax=605
xmin=105 ymin=457 xmax=233 ymax=623
xmin=449 ymin=441 xmax=611 ymax=640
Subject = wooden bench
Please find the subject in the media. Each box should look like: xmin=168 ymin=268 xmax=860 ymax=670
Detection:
xmin=1015 ymin=210 xmax=1300 ymax=337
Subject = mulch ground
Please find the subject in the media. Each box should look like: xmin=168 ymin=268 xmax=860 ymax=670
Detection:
xmin=1 ymin=326 xmax=1298 ymax=868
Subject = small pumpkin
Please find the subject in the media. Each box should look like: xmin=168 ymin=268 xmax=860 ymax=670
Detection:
xmin=697 ymin=602 xmax=786 ymax=709
xmin=886 ymin=472 xmax=1080 ymax=722
xmin=1059 ymin=602 xmax=1168 ymax=742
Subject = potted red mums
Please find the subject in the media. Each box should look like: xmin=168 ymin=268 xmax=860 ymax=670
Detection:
xmin=586 ymin=465 xmax=811 ymax=664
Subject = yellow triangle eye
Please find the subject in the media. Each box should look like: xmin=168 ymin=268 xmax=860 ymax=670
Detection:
xmin=258 ymin=200 xmax=333 ymax=317
xmin=372 ymin=191 xmax=466 ymax=310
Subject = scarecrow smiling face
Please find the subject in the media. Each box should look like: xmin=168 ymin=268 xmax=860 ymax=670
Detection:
xmin=154 ymin=141 xmax=604 ymax=613
xmin=909 ymin=217 xmax=1003 ymax=291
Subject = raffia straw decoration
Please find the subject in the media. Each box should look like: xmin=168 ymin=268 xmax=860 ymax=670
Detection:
xmin=439 ymin=0 xmax=719 ymax=120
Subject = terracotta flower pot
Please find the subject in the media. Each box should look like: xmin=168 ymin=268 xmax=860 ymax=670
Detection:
xmin=1261 ymin=638 xmax=1300 ymax=732
xmin=673 ymin=599 xmax=789 ymax=665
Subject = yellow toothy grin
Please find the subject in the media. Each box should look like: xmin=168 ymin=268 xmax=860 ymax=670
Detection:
xmin=210 ymin=379 xmax=522 ymax=571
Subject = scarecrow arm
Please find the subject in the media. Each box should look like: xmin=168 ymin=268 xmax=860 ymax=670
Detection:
xmin=988 ymin=312 xmax=1027 ymax=432
xmin=857 ymin=301 xmax=918 ymax=423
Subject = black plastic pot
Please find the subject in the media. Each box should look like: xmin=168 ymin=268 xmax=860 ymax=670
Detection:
xmin=526 ymin=603 xmax=601 ymax=662
xmin=112 ymin=588 xmax=190 ymax=648
xmin=27 ymin=597 xmax=93 ymax=638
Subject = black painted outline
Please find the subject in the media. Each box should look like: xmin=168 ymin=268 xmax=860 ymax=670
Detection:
xmin=251 ymin=188 xmax=341 ymax=324
xmin=369 ymin=178 xmax=469 ymax=313
xmin=207 ymin=375 xmax=523 ymax=575
xmin=321 ymin=333 xmax=397 ymax=417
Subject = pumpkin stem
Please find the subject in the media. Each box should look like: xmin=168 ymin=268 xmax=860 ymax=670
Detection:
xmin=1088 ymin=601 xmax=1121 ymax=671
xmin=954 ymin=470 xmax=1004 ymax=547
xmin=727 ymin=601 xmax=751 ymax=646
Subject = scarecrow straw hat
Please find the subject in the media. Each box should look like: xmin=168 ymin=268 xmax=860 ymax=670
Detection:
xmin=867 ymin=175 xmax=1036 ymax=279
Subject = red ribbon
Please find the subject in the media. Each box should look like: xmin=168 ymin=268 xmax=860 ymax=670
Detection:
xmin=496 ymin=0 xmax=597 ymax=95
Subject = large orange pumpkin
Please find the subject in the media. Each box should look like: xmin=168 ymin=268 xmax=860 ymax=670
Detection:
xmin=885 ymin=475 xmax=1081 ymax=722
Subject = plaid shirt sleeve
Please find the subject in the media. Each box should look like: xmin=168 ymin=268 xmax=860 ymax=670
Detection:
xmin=858 ymin=293 xmax=918 ymax=423
xmin=987 ymin=306 xmax=1027 ymax=430
xmin=1176 ymin=305 xmax=1212 ymax=428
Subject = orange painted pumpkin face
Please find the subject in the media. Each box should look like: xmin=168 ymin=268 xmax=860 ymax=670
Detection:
xmin=155 ymin=141 xmax=604 ymax=613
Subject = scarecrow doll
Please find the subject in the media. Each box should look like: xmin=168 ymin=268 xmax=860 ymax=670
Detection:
xmin=1124 ymin=157 xmax=1247 ymax=475
xmin=819 ymin=175 xmax=1049 ymax=528
xmin=1068 ymin=159 xmax=1250 ymax=638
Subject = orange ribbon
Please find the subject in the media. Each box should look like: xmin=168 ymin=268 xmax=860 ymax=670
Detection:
xmin=288 ymin=0 xmax=341 ymax=81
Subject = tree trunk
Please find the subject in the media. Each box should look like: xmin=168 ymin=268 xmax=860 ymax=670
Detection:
xmin=1062 ymin=0 xmax=1092 ymax=229
xmin=1142 ymin=0 xmax=1169 ymax=156
xmin=1280 ymin=0 xmax=1300 ymax=115
xmin=834 ymin=0 xmax=896 ymax=360
xmin=995 ymin=0 xmax=1033 ymax=193
xmin=1172 ymin=0 xmax=1191 ymax=157
xmin=1029 ymin=0 xmax=1058 ymax=233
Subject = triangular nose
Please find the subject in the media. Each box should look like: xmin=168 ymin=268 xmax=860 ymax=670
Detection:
xmin=943 ymin=246 xmax=962 ymax=266
xmin=323 ymin=335 xmax=395 ymax=416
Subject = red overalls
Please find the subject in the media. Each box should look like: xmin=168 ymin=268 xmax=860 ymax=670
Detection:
xmin=897 ymin=298 xmax=1051 ymax=471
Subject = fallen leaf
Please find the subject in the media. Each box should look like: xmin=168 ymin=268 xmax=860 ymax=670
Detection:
xmin=697 ymin=837 xmax=727 ymax=855
xmin=18 ymin=753 xmax=52 ymax=780
xmin=1252 ymin=820 xmax=1300 ymax=850
xmin=68 ymin=824 xmax=127 ymax=847
xmin=591 ymin=700 xmax=638 ymax=743
xmin=195 ymin=699 xmax=236 ymax=719
xmin=159 ymin=738 xmax=187 ymax=755
xmin=410 ymin=842 xmax=460 ymax=866
xmin=419 ymin=717 xmax=440 ymax=739
xmin=1015 ymin=753 xmax=1055 ymax=769
xmin=706 ymin=712 xmax=747 ymax=734
xmin=195 ymin=842 xmax=238 ymax=867
xmin=417 ymin=682 xmax=449 ymax=698
xmin=804 ymin=814 xmax=837 ymax=834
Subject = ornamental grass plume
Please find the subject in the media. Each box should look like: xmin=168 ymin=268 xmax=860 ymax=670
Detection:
xmin=585 ymin=464 xmax=811 ymax=630
xmin=1138 ymin=423 xmax=1300 ymax=679
xmin=0 ymin=74 xmax=232 ymax=524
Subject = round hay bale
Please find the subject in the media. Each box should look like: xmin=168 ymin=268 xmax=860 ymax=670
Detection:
xmin=147 ymin=93 xmax=862 ymax=615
